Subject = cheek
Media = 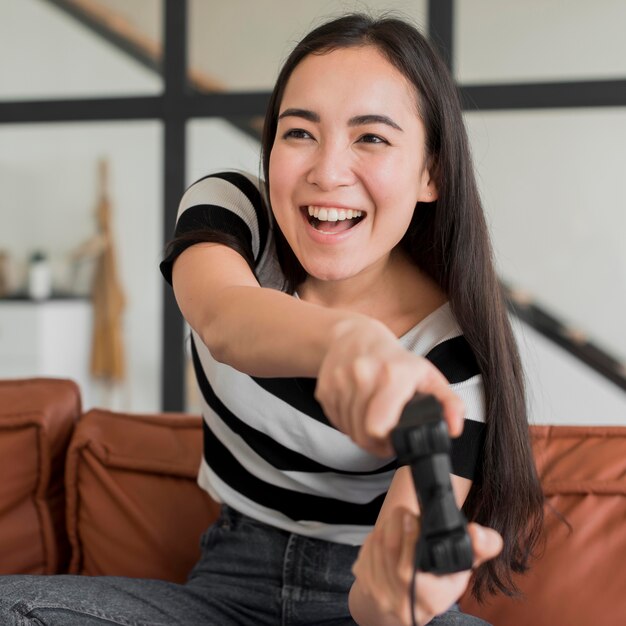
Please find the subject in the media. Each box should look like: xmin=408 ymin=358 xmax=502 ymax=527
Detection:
xmin=268 ymin=153 xmax=293 ymax=231
xmin=268 ymin=149 xmax=280 ymax=192
xmin=269 ymin=148 xmax=295 ymax=200
xmin=365 ymin=163 xmax=420 ymax=210
xmin=363 ymin=165 xmax=422 ymax=236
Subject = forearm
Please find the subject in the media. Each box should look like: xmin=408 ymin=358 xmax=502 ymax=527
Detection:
xmin=197 ymin=285 xmax=366 ymax=378
xmin=172 ymin=244 xmax=369 ymax=378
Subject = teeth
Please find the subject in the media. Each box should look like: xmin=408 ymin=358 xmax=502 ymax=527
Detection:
xmin=307 ymin=206 xmax=363 ymax=222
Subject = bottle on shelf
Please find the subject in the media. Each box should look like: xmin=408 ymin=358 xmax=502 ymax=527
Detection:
xmin=28 ymin=251 xmax=52 ymax=301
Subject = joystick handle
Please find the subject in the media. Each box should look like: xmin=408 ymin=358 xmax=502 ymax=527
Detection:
xmin=391 ymin=393 xmax=473 ymax=574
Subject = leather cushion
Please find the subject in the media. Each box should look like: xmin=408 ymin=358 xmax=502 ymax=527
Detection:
xmin=461 ymin=425 xmax=626 ymax=626
xmin=66 ymin=409 xmax=220 ymax=582
xmin=0 ymin=378 xmax=80 ymax=574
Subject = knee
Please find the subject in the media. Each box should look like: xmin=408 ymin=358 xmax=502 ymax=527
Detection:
xmin=0 ymin=600 xmax=41 ymax=626
xmin=0 ymin=579 xmax=46 ymax=626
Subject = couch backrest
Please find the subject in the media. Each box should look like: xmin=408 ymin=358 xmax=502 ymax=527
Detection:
xmin=65 ymin=408 xmax=220 ymax=582
xmin=460 ymin=425 xmax=626 ymax=626
xmin=0 ymin=378 xmax=80 ymax=574
xmin=1 ymin=379 xmax=624 ymax=625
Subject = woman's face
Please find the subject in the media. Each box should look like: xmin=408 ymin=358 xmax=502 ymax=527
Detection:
xmin=269 ymin=45 xmax=437 ymax=285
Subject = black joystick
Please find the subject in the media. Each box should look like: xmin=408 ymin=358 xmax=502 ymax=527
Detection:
xmin=391 ymin=393 xmax=473 ymax=574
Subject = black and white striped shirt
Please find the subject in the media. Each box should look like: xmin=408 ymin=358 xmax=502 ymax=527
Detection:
xmin=161 ymin=171 xmax=486 ymax=545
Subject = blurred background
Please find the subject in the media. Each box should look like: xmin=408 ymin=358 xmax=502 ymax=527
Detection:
xmin=0 ymin=0 xmax=624 ymax=423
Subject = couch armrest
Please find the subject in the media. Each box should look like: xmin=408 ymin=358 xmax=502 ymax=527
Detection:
xmin=66 ymin=409 xmax=220 ymax=582
xmin=460 ymin=424 xmax=626 ymax=626
xmin=0 ymin=378 xmax=80 ymax=574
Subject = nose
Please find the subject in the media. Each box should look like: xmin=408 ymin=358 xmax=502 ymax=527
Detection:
xmin=305 ymin=142 xmax=355 ymax=191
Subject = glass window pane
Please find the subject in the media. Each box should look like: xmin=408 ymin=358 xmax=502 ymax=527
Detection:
xmin=456 ymin=0 xmax=626 ymax=83
xmin=187 ymin=117 xmax=262 ymax=185
xmin=188 ymin=0 xmax=428 ymax=92
xmin=0 ymin=121 xmax=163 ymax=412
xmin=464 ymin=108 xmax=626 ymax=362
xmin=0 ymin=0 xmax=162 ymax=100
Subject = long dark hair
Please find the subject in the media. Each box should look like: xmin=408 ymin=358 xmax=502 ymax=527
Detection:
xmin=261 ymin=13 xmax=544 ymax=600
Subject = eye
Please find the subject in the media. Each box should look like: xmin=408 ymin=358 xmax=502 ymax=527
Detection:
xmin=282 ymin=128 xmax=313 ymax=140
xmin=357 ymin=133 xmax=389 ymax=145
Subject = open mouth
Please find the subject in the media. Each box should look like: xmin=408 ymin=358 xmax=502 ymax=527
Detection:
xmin=302 ymin=206 xmax=365 ymax=234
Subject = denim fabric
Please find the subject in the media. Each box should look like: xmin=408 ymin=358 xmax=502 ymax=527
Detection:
xmin=0 ymin=506 xmax=488 ymax=625
xmin=427 ymin=604 xmax=491 ymax=625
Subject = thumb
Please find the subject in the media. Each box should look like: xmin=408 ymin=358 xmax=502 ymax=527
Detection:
xmin=467 ymin=523 xmax=503 ymax=567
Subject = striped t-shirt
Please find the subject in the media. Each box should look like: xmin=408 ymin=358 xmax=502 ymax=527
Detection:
xmin=160 ymin=171 xmax=486 ymax=546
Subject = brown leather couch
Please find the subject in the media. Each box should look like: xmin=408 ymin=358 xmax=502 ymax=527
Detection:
xmin=1 ymin=378 xmax=624 ymax=625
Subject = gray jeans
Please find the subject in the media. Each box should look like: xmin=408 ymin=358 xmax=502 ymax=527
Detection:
xmin=0 ymin=506 xmax=489 ymax=625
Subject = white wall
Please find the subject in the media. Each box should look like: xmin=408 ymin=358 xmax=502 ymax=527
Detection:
xmin=0 ymin=0 xmax=163 ymax=412
xmin=455 ymin=0 xmax=626 ymax=83
xmin=0 ymin=0 xmax=161 ymax=100
xmin=187 ymin=119 xmax=262 ymax=185
xmin=187 ymin=0 xmax=428 ymax=90
xmin=86 ymin=0 xmax=162 ymax=50
xmin=515 ymin=318 xmax=626 ymax=425
xmin=464 ymin=108 xmax=626 ymax=362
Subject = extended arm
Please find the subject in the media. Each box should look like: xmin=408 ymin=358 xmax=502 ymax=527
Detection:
xmin=172 ymin=242 xmax=464 ymax=454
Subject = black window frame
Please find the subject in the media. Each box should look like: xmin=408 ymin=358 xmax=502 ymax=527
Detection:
xmin=1 ymin=0 xmax=624 ymax=409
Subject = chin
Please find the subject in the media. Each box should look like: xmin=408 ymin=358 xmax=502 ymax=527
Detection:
xmin=301 ymin=261 xmax=358 ymax=283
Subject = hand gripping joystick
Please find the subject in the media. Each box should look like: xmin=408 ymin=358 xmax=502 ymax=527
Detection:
xmin=391 ymin=393 xmax=473 ymax=574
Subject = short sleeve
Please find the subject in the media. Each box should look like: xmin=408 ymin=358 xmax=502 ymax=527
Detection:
xmin=159 ymin=171 xmax=269 ymax=286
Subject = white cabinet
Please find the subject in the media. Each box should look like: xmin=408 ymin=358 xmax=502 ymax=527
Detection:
xmin=0 ymin=299 xmax=92 ymax=405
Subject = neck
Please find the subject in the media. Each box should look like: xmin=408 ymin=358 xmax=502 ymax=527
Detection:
xmin=298 ymin=248 xmax=447 ymax=336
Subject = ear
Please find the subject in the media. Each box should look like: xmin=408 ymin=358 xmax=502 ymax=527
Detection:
xmin=417 ymin=167 xmax=438 ymax=202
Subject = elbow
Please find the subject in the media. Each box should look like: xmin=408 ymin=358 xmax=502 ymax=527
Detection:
xmin=198 ymin=320 xmax=230 ymax=365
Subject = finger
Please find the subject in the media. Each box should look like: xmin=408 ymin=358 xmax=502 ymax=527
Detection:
xmin=363 ymin=359 xmax=425 ymax=444
xmin=383 ymin=507 xmax=404 ymax=556
xmin=351 ymin=533 xmax=373 ymax=587
xmin=407 ymin=362 xmax=465 ymax=438
xmin=378 ymin=510 xmax=405 ymax=596
xmin=319 ymin=367 xmax=349 ymax=433
xmin=364 ymin=357 xmax=465 ymax=442
xmin=348 ymin=356 xmax=380 ymax=449
xmin=414 ymin=569 xmax=472 ymax=624
xmin=314 ymin=374 xmax=337 ymax=427
xmin=368 ymin=527 xmax=395 ymax=613
xmin=467 ymin=523 xmax=504 ymax=567
xmin=316 ymin=356 xmax=357 ymax=436
xmin=398 ymin=511 xmax=419 ymax=579
xmin=397 ymin=512 xmax=422 ymax=625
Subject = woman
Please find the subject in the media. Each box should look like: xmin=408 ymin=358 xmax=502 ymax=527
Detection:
xmin=163 ymin=10 xmax=542 ymax=625
xmin=0 ymin=13 xmax=541 ymax=626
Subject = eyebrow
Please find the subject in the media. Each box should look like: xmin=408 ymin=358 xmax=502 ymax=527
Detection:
xmin=278 ymin=108 xmax=320 ymax=123
xmin=277 ymin=108 xmax=403 ymax=131
xmin=349 ymin=114 xmax=403 ymax=131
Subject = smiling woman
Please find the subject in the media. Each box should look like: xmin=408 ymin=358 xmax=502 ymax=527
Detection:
xmin=0 ymin=12 xmax=540 ymax=626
